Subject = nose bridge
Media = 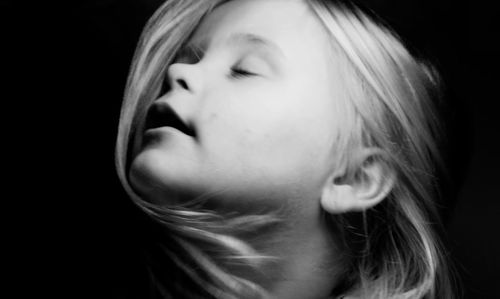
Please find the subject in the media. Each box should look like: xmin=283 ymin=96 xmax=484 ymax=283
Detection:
xmin=167 ymin=62 xmax=203 ymax=93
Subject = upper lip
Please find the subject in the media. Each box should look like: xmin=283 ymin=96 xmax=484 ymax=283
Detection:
xmin=143 ymin=102 xmax=196 ymax=137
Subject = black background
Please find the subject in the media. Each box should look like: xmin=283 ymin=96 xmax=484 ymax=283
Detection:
xmin=5 ymin=0 xmax=499 ymax=298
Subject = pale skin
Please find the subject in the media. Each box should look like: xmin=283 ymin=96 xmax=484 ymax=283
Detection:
xmin=129 ymin=0 xmax=394 ymax=298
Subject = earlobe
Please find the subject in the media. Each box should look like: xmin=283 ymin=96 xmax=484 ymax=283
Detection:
xmin=320 ymin=182 xmax=356 ymax=214
xmin=320 ymin=148 xmax=395 ymax=214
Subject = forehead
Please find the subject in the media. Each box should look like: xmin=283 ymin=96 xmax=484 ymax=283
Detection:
xmin=189 ymin=0 xmax=332 ymax=60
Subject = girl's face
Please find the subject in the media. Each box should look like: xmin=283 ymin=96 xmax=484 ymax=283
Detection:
xmin=130 ymin=0 xmax=342 ymax=213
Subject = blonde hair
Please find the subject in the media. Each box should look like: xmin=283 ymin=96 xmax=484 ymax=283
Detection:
xmin=115 ymin=0 xmax=455 ymax=298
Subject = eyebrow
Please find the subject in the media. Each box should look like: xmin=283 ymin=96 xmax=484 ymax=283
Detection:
xmin=187 ymin=32 xmax=285 ymax=63
xmin=225 ymin=33 xmax=285 ymax=60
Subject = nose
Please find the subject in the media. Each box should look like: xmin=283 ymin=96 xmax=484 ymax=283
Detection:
xmin=167 ymin=62 xmax=203 ymax=94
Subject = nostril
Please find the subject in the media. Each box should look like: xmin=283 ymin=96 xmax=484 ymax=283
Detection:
xmin=176 ymin=78 xmax=189 ymax=90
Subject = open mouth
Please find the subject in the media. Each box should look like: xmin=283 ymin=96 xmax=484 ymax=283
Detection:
xmin=144 ymin=102 xmax=196 ymax=137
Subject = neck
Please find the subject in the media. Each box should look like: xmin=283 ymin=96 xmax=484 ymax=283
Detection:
xmin=239 ymin=208 xmax=343 ymax=299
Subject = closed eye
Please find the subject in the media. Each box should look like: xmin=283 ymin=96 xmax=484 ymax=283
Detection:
xmin=230 ymin=67 xmax=257 ymax=79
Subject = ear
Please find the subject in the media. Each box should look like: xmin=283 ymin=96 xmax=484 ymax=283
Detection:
xmin=320 ymin=148 xmax=395 ymax=214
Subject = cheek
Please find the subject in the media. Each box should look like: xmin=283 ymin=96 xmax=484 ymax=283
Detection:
xmin=201 ymin=98 xmax=334 ymax=195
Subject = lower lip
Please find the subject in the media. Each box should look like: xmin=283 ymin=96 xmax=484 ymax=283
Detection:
xmin=142 ymin=126 xmax=184 ymax=144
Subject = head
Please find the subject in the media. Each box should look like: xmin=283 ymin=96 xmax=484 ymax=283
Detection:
xmin=116 ymin=0 xmax=453 ymax=298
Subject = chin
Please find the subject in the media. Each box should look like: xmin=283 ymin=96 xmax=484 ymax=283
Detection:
xmin=128 ymin=150 xmax=176 ymax=203
xmin=129 ymin=148 xmax=210 ymax=205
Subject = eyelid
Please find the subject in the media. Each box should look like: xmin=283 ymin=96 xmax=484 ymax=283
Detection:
xmin=237 ymin=55 xmax=270 ymax=74
xmin=230 ymin=67 xmax=257 ymax=79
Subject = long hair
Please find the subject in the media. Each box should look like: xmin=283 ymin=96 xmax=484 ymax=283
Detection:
xmin=115 ymin=0 xmax=455 ymax=298
xmin=308 ymin=1 xmax=455 ymax=298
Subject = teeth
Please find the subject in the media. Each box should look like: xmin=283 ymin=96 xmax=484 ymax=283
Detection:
xmin=145 ymin=103 xmax=195 ymax=137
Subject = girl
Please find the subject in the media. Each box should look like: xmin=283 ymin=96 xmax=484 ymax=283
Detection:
xmin=115 ymin=0 xmax=455 ymax=298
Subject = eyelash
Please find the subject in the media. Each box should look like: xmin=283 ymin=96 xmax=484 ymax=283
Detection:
xmin=175 ymin=46 xmax=257 ymax=79
xmin=230 ymin=67 xmax=256 ymax=79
